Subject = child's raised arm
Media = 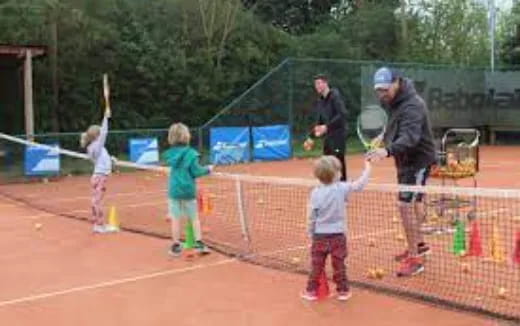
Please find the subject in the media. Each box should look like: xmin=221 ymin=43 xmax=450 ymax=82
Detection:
xmin=96 ymin=113 xmax=110 ymax=150
xmin=344 ymin=161 xmax=371 ymax=195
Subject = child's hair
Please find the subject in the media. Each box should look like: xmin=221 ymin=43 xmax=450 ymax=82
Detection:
xmin=314 ymin=156 xmax=341 ymax=184
xmin=168 ymin=123 xmax=191 ymax=145
xmin=80 ymin=125 xmax=101 ymax=148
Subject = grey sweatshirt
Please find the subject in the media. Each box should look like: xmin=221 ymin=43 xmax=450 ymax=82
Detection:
xmin=308 ymin=164 xmax=371 ymax=236
xmin=87 ymin=116 xmax=112 ymax=175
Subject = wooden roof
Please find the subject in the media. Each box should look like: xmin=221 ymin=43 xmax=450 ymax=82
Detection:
xmin=0 ymin=44 xmax=46 ymax=68
xmin=0 ymin=44 xmax=46 ymax=57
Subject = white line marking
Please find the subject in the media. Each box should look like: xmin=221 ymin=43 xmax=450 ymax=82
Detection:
xmin=0 ymin=258 xmax=236 ymax=308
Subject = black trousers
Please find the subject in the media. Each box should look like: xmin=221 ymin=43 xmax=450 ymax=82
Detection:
xmin=324 ymin=136 xmax=347 ymax=181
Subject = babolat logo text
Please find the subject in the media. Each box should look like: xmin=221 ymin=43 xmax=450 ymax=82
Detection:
xmin=254 ymin=139 xmax=288 ymax=149
xmin=425 ymin=88 xmax=520 ymax=111
xmin=212 ymin=141 xmax=248 ymax=151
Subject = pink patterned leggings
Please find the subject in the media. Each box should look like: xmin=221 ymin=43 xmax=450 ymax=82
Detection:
xmin=91 ymin=175 xmax=108 ymax=225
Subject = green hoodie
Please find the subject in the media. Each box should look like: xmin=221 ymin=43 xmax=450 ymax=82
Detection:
xmin=161 ymin=145 xmax=210 ymax=199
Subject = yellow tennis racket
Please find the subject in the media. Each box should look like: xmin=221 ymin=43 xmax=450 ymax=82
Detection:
xmin=103 ymin=73 xmax=111 ymax=117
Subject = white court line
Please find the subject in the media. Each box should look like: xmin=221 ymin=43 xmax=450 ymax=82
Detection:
xmin=0 ymin=227 xmax=398 ymax=308
xmin=0 ymin=258 xmax=236 ymax=308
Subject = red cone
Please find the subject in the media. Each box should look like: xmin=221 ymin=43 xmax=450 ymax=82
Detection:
xmin=513 ymin=230 xmax=520 ymax=265
xmin=316 ymin=270 xmax=329 ymax=300
xmin=468 ymin=220 xmax=483 ymax=257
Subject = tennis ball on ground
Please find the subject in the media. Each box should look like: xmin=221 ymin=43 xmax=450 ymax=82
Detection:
xmin=34 ymin=223 xmax=42 ymax=230
xmin=367 ymin=268 xmax=377 ymax=279
xmin=375 ymin=268 xmax=386 ymax=279
xmin=497 ymin=287 xmax=507 ymax=299
xmin=392 ymin=216 xmax=400 ymax=224
xmin=291 ymin=257 xmax=301 ymax=264
xmin=396 ymin=233 xmax=405 ymax=241
xmin=461 ymin=263 xmax=471 ymax=273
xmin=256 ymin=198 xmax=265 ymax=205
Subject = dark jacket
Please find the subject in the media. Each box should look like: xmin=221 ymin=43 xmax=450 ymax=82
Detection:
xmin=383 ymin=79 xmax=437 ymax=172
xmin=162 ymin=146 xmax=210 ymax=199
xmin=312 ymin=88 xmax=348 ymax=150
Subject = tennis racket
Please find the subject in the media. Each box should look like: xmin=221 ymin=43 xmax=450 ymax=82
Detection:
xmin=103 ymin=73 xmax=111 ymax=117
xmin=356 ymin=105 xmax=388 ymax=151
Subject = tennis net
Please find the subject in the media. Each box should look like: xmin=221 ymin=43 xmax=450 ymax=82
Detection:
xmin=0 ymin=133 xmax=519 ymax=322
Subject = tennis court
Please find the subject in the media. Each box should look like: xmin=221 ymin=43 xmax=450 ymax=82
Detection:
xmin=1 ymin=143 xmax=519 ymax=325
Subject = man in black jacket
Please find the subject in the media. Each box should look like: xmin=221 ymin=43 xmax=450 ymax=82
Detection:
xmin=303 ymin=74 xmax=348 ymax=181
xmin=367 ymin=67 xmax=437 ymax=277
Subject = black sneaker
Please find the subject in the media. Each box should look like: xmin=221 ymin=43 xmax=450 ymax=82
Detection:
xmin=194 ymin=240 xmax=210 ymax=255
xmin=168 ymin=242 xmax=182 ymax=257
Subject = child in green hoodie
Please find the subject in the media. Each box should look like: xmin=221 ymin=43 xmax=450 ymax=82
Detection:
xmin=162 ymin=123 xmax=213 ymax=256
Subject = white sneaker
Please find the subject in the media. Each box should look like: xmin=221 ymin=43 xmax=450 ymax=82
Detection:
xmin=92 ymin=224 xmax=119 ymax=234
xmin=337 ymin=291 xmax=352 ymax=301
xmin=92 ymin=224 xmax=107 ymax=233
xmin=300 ymin=291 xmax=318 ymax=301
xmin=104 ymin=224 xmax=120 ymax=233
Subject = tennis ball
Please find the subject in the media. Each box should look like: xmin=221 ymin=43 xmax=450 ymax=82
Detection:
xmin=34 ymin=223 xmax=42 ymax=230
xmin=291 ymin=257 xmax=301 ymax=264
xmin=367 ymin=268 xmax=377 ymax=279
xmin=396 ymin=233 xmax=405 ymax=241
xmin=392 ymin=216 xmax=400 ymax=224
xmin=497 ymin=287 xmax=507 ymax=299
xmin=256 ymin=199 xmax=265 ymax=205
xmin=375 ymin=268 xmax=385 ymax=279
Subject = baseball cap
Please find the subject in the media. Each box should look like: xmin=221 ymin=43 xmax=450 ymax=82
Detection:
xmin=373 ymin=67 xmax=395 ymax=90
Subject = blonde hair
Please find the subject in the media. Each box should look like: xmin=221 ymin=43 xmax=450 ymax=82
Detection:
xmin=314 ymin=156 xmax=341 ymax=184
xmin=80 ymin=125 xmax=101 ymax=148
xmin=168 ymin=123 xmax=191 ymax=145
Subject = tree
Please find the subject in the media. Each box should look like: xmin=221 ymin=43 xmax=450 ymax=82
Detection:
xmin=404 ymin=0 xmax=489 ymax=65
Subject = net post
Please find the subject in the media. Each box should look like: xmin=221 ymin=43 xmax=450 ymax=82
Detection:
xmin=234 ymin=176 xmax=251 ymax=248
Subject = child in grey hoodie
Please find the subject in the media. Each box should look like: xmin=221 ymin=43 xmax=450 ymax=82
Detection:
xmin=301 ymin=156 xmax=370 ymax=301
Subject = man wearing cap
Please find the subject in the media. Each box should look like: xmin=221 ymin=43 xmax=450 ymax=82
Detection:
xmin=303 ymin=74 xmax=348 ymax=181
xmin=367 ymin=67 xmax=437 ymax=277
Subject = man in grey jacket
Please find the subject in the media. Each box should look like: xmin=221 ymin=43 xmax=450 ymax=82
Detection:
xmin=367 ymin=67 xmax=437 ymax=277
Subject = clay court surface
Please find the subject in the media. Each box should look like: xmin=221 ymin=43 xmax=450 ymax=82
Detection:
xmin=1 ymin=146 xmax=519 ymax=325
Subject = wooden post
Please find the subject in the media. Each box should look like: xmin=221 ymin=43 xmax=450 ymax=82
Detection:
xmin=24 ymin=49 xmax=34 ymax=141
